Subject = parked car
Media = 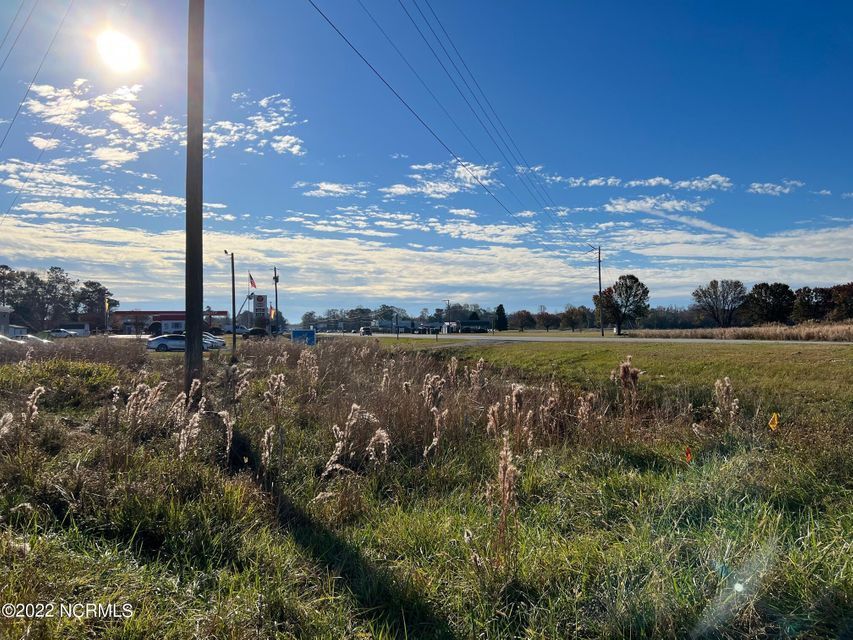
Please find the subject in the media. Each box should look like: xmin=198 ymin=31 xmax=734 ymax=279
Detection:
xmin=359 ymin=327 xmax=372 ymax=336
xmin=49 ymin=328 xmax=78 ymax=338
xmin=243 ymin=327 xmax=269 ymax=340
xmin=0 ymin=335 xmax=25 ymax=344
xmin=21 ymin=334 xmax=51 ymax=344
xmin=147 ymin=334 xmax=187 ymax=352
xmin=207 ymin=327 xmax=225 ymax=336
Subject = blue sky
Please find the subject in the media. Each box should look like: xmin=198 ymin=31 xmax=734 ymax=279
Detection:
xmin=1 ymin=0 xmax=851 ymax=320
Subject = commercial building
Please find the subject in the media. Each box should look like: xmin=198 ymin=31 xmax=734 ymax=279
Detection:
xmin=110 ymin=310 xmax=229 ymax=335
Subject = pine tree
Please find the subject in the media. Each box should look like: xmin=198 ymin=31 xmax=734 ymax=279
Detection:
xmin=495 ymin=304 xmax=508 ymax=331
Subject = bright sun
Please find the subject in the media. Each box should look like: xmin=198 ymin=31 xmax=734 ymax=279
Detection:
xmin=97 ymin=29 xmax=141 ymax=73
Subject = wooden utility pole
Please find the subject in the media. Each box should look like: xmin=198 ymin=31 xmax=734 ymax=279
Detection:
xmin=273 ymin=266 xmax=280 ymax=335
xmin=598 ymin=245 xmax=604 ymax=336
xmin=184 ymin=0 xmax=205 ymax=393
xmin=225 ymin=250 xmax=236 ymax=356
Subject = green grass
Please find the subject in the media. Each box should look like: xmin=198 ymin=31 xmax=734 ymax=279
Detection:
xmin=456 ymin=340 xmax=853 ymax=423
xmin=0 ymin=340 xmax=850 ymax=638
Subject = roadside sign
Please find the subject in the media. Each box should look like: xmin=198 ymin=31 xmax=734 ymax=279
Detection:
xmin=291 ymin=329 xmax=316 ymax=346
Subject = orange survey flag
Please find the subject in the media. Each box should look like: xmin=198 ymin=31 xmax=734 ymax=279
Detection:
xmin=685 ymin=446 xmax=692 ymax=463
xmin=768 ymin=413 xmax=779 ymax=431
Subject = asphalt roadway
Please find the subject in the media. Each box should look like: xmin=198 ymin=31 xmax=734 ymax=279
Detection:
xmin=105 ymin=332 xmax=849 ymax=346
xmin=325 ymin=332 xmax=852 ymax=346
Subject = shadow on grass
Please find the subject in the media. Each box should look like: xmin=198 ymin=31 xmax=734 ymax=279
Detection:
xmin=231 ymin=431 xmax=456 ymax=639
xmin=269 ymin=484 xmax=456 ymax=639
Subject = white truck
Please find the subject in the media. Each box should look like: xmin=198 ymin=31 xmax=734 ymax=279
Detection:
xmin=223 ymin=324 xmax=250 ymax=335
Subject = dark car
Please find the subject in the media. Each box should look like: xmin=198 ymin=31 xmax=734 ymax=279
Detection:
xmin=243 ymin=327 xmax=269 ymax=340
xmin=207 ymin=326 xmax=224 ymax=336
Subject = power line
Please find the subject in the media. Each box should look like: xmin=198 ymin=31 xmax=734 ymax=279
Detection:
xmin=305 ymin=0 xmax=541 ymax=241
xmin=411 ymin=0 xmax=549 ymax=210
xmin=418 ymin=0 xmax=595 ymax=251
xmin=0 ymin=0 xmax=40 ymax=75
xmin=308 ymin=0 xmax=605 ymax=297
xmin=0 ymin=0 xmax=72 ymax=153
xmin=0 ymin=121 xmax=58 ymax=227
xmin=0 ymin=0 xmax=26 ymax=55
xmin=397 ymin=0 xmax=549 ymax=215
xmin=355 ymin=0 xmax=487 ymax=166
xmin=355 ymin=0 xmax=535 ymax=216
xmin=423 ymin=0 xmax=555 ymax=206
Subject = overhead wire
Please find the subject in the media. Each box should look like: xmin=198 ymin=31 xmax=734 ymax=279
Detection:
xmin=416 ymin=0 xmax=613 ymax=300
xmin=355 ymin=0 xmax=488 ymax=166
xmin=0 ymin=0 xmax=40 ymax=75
xmin=0 ymin=0 xmax=27 ymax=55
xmin=355 ymin=0 xmax=543 ymax=227
xmin=416 ymin=0 xmax=597 ymax=251
xmin=304 ymin=0 xmax=550 ymax=246
xmin=411 ymin=0 xmax=550 ymax=210
xmin=396 ymin=0 xmax=550 ymax=215
xmin=0 ymin=0 xmax=73 ymax=153
xmin=0 ymin=120 xmax=59 ymax=227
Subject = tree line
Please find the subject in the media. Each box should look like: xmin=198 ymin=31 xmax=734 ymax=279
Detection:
xmin=0 ymin=265 xmax=118 ymax=332
xmin=595 ymin=275 xmax=853 ymax=334
xmin=300 ymin=276 xmax=852 ymax=334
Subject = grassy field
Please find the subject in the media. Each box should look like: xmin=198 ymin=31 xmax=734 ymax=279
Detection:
xmin=0 ymin=337 xmax=850 ymax=638
xmin=457 ymin=341 xmax=853 ymax=423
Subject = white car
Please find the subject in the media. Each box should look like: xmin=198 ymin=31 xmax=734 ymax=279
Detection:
xmin=147 ymin=334 xmax=216 ymax=352
xmin=49 ymin=328 xmax=78 ymax=338
xmin=21 ymin=335 xmax=51 ymax=344
xmin=147 ymin=334 xmax=187 ymax=352
xmin=0 ymin=335 xmax=25 ymax=344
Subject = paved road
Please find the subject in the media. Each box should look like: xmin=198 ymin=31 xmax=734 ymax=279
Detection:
xmin=103 ymin=332 xmax=848 ymax=347
xmin=325 ymin=332 xmax=851 ymax=346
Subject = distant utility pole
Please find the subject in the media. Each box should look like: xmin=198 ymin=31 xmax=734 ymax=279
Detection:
xmin=598 ymin=245 xmax=604 ymax=337
xmin=225 ymin=250 xmax=236 ymax=357
xmin=184 ymin=0 xmax=205 ymax=394
xmin=273 ymin=266 xmax=280 ymax=335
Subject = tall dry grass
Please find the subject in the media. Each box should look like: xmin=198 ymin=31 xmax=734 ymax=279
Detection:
xmin=1 ymin=335 xmax=850 ymax=637
xmin=631 ymin=321 xmax=853 ymax=341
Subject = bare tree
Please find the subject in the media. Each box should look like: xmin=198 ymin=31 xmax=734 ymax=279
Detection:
xmin=692 ymin=280 xmax=746 ymax=327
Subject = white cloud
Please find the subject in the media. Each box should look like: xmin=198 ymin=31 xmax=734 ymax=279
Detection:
xmin=294 ymin=181 xmax=368 ymax=198
xmin=448 ymin=208 xmax=477 ymax=218
xmin=380 ymin=160 xmax=496 ymax=200
xmin=16 ymin=201 xmax=109 ymax=216
xmin=429 ymin=219 xmax=530 ymax=244
xmin=270 ymin=134 xmax=305 ymax=156
xmin=748 ymin=179 xmax=804 ymax=196
xmin=92 ymin=146 xmax=138 ymax=166
xmin=24 ymin=81 xmax=307 ymax=163
xmin=604 ymin=194 xmax=710 ymax=215
xmin=28 ymin=136 xmax=60 ymax=151
xmin=0 ymin=217 xmax=585 ymax=303
xmin=623 ymin=176 xmax=672 ymax=188
xmin=671 ymin=174 xmax=733 ymax=191
xmin=586 ymin=176 xmax=621 ymax=187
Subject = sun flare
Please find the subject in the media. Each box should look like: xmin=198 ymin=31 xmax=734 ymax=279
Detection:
xmin=96 ymin=29 xmax=141 ymax=73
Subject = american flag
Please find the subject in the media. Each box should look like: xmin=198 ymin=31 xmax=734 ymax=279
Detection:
xmin=248 ymin=272 xmax=257 ymax=288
